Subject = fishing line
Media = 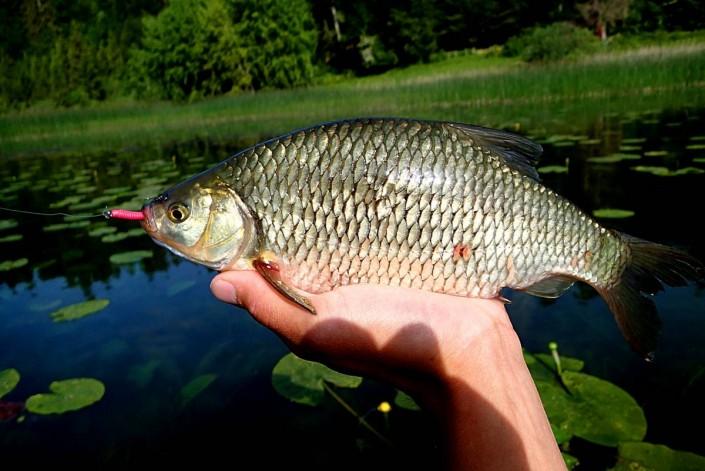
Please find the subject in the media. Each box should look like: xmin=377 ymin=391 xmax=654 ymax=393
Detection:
xmin=0 ymin=206 xmax=144 ymax=220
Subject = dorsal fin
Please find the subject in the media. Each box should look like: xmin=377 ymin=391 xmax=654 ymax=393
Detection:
xmin=448 ymin=123 xmax=543 ymax=181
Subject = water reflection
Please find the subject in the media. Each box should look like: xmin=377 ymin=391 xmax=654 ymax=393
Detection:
xmin=1 ymin=107 xmax=704 ymax=467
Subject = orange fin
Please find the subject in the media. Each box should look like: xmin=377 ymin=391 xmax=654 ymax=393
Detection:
xmin=253 ymin=258 xmax=316 ymax=314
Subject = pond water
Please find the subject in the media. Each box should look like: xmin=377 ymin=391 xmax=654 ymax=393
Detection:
xmin=1 ymin=107 xmax=704 ymax=469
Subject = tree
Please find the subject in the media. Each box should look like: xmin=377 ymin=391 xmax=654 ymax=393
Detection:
xmin=578 ymin=0 xmax=631 ymax=41
xmin=230 ymin=0 xmax=318 ymax=89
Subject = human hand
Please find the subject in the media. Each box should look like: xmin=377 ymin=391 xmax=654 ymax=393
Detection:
xmin=210 ymin=271 xmax=565 ymax=470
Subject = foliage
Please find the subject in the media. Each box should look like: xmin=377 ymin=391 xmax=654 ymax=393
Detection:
xmin=129 ymin=0 xmax=316 ymax=100
xmin=611 ymin=442 xmax=705 ymax=470
xmin=231 ymin=0 xmax=318 ymax=90
xmin=592 ymin=208 xmax=635 ymax=218
xmin=272 ymin=353 xmax=361 ymax=406
xmin=0 ymin=369 xmax=20 ymax=399
xmin=2 ymin=1 xmax=705 ymax=108
xmin=50 ymin=299 xmax=110 ymax=322
xmin=180 ymin=374 xmax=217 ymax=406
xmin=25 ymin=378 xmax=105 ymax=414
xmin=268 ymin=345 xmax=705 ymax=465
xmin=505 ymin=22 xmax=600 ymax=62
xmin=109 ymin=250 xmax=153 ymax=264
xmin=578 ymin=0 xmax=631 ymax=40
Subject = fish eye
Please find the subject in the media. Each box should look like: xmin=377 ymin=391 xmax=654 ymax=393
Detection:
xmin=167 ymin=203 xmax=190 ymax=223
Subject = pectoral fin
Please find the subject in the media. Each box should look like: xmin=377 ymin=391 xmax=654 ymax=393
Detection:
xmin=253 ymin=258 xmax=316 ymax=314
xmin=523 ymin=275 xmax=576 ymax=298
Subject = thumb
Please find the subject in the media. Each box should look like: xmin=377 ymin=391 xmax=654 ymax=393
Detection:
xmin=210 ymin=271 xmax=313 ymax=343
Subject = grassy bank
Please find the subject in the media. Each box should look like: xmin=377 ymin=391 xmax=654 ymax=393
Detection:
xmin=2 ymin=43 xmax=705 ymax=157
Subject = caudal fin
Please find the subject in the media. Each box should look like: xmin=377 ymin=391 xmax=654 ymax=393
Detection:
xmin=598 ymin=234 xmax=703 ymax=360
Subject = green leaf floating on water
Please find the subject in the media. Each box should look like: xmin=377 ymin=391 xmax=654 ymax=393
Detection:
xmin=562 ymin=452 xmax=579 ymax=470
xmin=538 ymin=165 xmax=568 ymax=174
xmin=526 ymin=351 xmax=646 ymax=447
xmin=50 ymin=299 xmax=110 ymax=322
xmin=180 ymin=373 xmax=217 ymax=406
xmin=109 ymin=250 xmax=153 ymax=264
xmin=25 ymin=378 xmax=105 ymax=415
xmin=587 ymin=153 xmax=640 ymax=164
xmin=0 ymin=219 xmax=18 ymax=231
xmin=592 ymin=208 xmax=635 ymax=219
xmin=272 ymin=353 xmax=362 ymax=406
xmin=0 ymin=234 xmax=22 ymax=243
xmin=0 ymin=368 xmax=20 ymax=399
xmin=0 ymin=258 xmax=28 ymax=271
xmin=394 ymin=389 xmax=421 ymax=411
xmin=610 ymin=442 xmax=705 ymax=471
xmin=632 ymin=166 xmax=704 ymax=176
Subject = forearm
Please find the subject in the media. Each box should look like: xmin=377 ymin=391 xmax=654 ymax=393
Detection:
xmin=433 ymin=322 xmax=565 ymax=470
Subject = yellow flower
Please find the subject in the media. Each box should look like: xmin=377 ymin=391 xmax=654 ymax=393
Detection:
xmin=377 ymin=401 xmax=391 ymax=413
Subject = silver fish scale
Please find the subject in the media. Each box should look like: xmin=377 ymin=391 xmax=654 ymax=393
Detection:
xmin=222 ymin=119 xmax=627 ymax=298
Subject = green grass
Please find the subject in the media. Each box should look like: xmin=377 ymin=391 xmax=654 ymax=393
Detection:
xmin=2 ymin=43 xmax=705 ymax=157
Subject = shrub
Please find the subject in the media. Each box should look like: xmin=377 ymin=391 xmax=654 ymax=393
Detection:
xmin=504 ymin=23 xmax=600 ymax=62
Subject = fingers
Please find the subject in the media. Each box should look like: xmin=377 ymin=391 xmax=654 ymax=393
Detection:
xmin=210 ymin=271 xmax=314 ymax=344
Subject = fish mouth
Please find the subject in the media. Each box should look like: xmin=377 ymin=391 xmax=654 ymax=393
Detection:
xmin=140 ymin=204 xmax=157 ymax=234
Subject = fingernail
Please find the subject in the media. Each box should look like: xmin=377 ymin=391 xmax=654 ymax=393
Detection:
xmin=211 ymin=279 xmax=237 ymax=304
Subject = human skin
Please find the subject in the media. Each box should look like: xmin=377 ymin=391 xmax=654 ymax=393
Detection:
xmin=210 ymin=271 xmax=566 ymax=470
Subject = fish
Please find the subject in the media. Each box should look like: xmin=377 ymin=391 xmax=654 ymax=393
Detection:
xmin=141 ymin=118 xmax=702 ymax=358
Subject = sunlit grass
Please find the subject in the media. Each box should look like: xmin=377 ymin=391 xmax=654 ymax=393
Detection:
xmin=1 ymin=44 xmax=705 ymax=157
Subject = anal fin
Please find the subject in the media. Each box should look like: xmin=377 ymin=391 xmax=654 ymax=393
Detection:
xmin=523 ymin=275 xmax=576 ymax=299
xmin=253 ymin=258 xmax=316 ymax=314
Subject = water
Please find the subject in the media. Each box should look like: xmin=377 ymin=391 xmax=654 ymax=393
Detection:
xmin=1 ymin=108 xmax=704 ymax=469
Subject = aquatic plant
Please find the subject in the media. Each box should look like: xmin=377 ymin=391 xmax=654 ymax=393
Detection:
xmin=180 ymin=374 xmax=217 ymax=406
xmin=592 ymin=208 xmax=635 ymax=219
xmin=109 ymin=250 xmax=153 ymax=264
xmin=26 ymin=378 xmax=105 ymax=414
xmin=270 ymin=345 xmax=705 ymax=469
xmin=50 ymin=299 xmax=110 ymax=322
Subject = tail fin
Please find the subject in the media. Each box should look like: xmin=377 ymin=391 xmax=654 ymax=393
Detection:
xmin=598 ymin=234 xmax=703 ymax=360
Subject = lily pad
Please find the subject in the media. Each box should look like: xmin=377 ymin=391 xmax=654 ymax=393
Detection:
xmin=619 ymin=145 xmax=641 ymax=152
xmin=0 ymin=219 xmax=18 ymax=231
xmin=672 ymin=167 xmax=705 ymax=175
xmin=592 ymin=208 xmax=635 ymax=219
xmin=89 ymin=226 xmax=118 ymax=237
xmin=50 ymin=299 xmax=110 ymax=322
xmin=394 ymin=390 xmax=421 ymax=411
xmin=686 ymin=144 xmax=705 ymax=151
xmin=25 ymin=378 xmax=105 ymax=414
xmin=0 ymin=258 xmax=28 ymax=271
xmin=0 ymin=234 xmax=22 ymax=243
xmin=180 ymin=373 xmax=217 ymax=406
xmin=101 ymin=232 xmax=128 ymax=243
xmin=578 ymin=138 xmax=601 ymax=145
xmin=562 ymin=452 xmax=579 ymax=470
xmin=621 ymin=138 xmax=646 ymax=144
xmin=49 ymin=196 xmax=83 ymax=209
xmin=587 ymin=153 xmax=640 ymax=164
xmin=272 ymin=353 xmax=362 ymax=406
xmin=643 ymin=150 xmax=669 ymax=157
xmin=127 ymin=360 xmax=161 ymax=388
xmin=109 ymin=250 xmax=153 ymax=264
xmin=43 ymin=223 xmax=70 ymax=232
xmin=538 ymin=165 xmax=568 ymax=174
xmin=632 ymin=165 xmax=705 ymax=176
xmin=103 ymin=186 xmax=133 ymax=195
xmin=539 ymin=371 xmax=647 ymax=447
xmin=611 ymin=442 xmax=705 ymax=471
xmin=0 ymin=369 xmax=20 ymax=399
